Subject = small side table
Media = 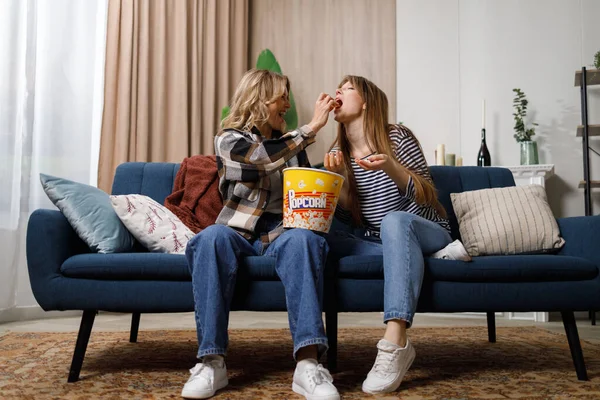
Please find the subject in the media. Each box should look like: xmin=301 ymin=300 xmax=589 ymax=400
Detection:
xmin=504 ymin=164 xmax=555 ymax=188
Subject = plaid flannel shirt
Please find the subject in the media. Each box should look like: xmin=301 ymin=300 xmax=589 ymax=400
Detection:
xmin=214 ymin=124 xmax=315 ymax=245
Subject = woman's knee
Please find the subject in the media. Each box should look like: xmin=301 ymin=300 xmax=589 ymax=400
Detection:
xmin=381 ymin=211 xmax=417 ymax=231
xmin=188 ymin=224 xmax=236 ymax=249
xmin=186 ymin=225 xmax=239 ymax=271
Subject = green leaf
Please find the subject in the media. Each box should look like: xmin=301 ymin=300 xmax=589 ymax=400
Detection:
xmin=285 ymin=90 xmax=298 ymax=130
xmin=220 ymin=49 xmax=299 ymax=129
xmin=256 ymin=49 xmax=298 ymax=130
xmin=221 ymin=106 xmax=230 ymax=122
xmin=256 ymin=49 xmax=282 ymax=74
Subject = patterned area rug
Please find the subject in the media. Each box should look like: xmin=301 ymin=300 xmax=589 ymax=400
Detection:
xmin=1 ymin=326 xmax=600 ymax=399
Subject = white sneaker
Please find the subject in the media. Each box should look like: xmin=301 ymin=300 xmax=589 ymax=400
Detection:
xmin=431 ymin=239 xmax=472 ymax=262
xmin=181 ymin=356 xmax=228 ymax=399
xmin=362 ymin=339 xmax=416 ymax=394
xmin=292 ymin=359 xmax=340 ymax=400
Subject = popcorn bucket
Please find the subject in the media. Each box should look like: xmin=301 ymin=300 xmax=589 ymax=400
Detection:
xmin=282 ymin=167 xmax=345 ymax=233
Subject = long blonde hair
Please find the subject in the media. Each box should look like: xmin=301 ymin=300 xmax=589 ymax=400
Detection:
xmin=331 ymin=75 xmax=447 ymax=224
xmin=222 ymin=69 xmax=290 ymax=132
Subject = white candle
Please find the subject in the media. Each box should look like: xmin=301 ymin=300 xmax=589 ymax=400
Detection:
xmin=482 ymin=99 xmax=486 ymax=129
xmin=436 ymin=144 xmax=445 ymax=165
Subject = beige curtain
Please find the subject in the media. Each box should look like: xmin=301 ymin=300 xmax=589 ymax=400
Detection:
xmin=98 ymin=0 xmax=248 ymax=192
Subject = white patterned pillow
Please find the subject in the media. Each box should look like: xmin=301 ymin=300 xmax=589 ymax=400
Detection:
xmin=450 ymin=185 xmax=565 ymax=256
xmin=110 ymin=194 xmax=194 ymax=254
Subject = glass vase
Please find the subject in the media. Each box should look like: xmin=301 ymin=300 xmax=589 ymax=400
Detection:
xmin=520 ymin=141 xmax=539 ymax=165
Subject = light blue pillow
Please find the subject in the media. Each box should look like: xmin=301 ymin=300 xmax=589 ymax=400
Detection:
xmin=40 ymin=173 xmax=135 ymax=253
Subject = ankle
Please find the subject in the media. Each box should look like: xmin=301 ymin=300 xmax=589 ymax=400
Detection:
xmin=203 ymin=354 xmax=225 ymax=366
xmin=383 ymin=319 xmax=408 ymax=347
xmin=382 ymin=333 xmax=407 ymax=348
xmin=296 ymin=344 xmax=319 ymax=362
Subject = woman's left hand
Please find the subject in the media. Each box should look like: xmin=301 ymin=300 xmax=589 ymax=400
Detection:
xmin=355 ymin=154 xmax=392 ymax=172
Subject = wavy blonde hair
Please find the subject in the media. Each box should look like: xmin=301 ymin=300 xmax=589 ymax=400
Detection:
xmin=222 ymin=69 xmax=290 ymax=132
xmin=331 ymin=75 xmax=447 ymax=224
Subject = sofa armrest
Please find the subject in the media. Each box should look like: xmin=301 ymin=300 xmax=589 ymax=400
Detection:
xmin=557 ymin=215 xmax=600 ymax=266
xmin=26 ymin=209 xmax=90 ymax=310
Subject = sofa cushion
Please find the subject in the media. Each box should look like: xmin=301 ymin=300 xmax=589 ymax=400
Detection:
xmin=61 ymin=253 xmax=190 ymax=280
xmin=61 ymin=253 xmax=279 ymax=281
xmin=450 ymin=185 xmax=565 ymax=256
xmin=40 ymin=173 xmax=135 ymax=253
xmin=337 ymin=254 xmax=598 ymax=283
xmin=429 ymin=166 xmax=516 ymax=240
xmin=111 ymin=194 xmax=194 ymax=254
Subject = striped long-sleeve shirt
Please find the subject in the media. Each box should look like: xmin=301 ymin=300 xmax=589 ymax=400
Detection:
xmin=215 ymin=125 xmax=314 ymax=244
xmin=335 ymin=124 xmax=450 ymax=237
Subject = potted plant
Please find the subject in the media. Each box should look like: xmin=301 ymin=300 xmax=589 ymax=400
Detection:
xmin=512 ymin=88 xmax=539 ymax=165
xmin=221 ymin=49 xmax=298 ymax=130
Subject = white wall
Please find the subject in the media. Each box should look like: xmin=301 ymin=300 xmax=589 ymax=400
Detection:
xmin=397 ymin=0 xmax=600 ymax=218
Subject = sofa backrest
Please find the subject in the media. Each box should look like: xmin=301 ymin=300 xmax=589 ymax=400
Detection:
xmin=112 ymin=162 xmax=181 ymax=205
xmin=112 ymin=162 xmax=515 ymax=240
xmin=430 ymin=166 xmax=515 ymax=239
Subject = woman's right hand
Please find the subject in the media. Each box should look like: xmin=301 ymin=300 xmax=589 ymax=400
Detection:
xmin=308 ymin=93 xmax=336 ymax=133
xmin=324 ymin=150 xmax=346 ymax=176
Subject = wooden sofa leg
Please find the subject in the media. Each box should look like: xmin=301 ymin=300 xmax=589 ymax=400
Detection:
xmin=130 ymin=313 xmax=141 ymax=343
xmin=325 ymin=310 xmax=338 ymax=372
xmin=561 ymin=311 xmax=588 ymax=381
xmin=486 ymin=312 xmax=496 ymax=343
xmin=68 ymin=310 xmax=96 ymax=383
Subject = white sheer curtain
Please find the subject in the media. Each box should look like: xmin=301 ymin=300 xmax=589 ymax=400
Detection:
xmin=0 ymin=0 xmax=108 ymax=322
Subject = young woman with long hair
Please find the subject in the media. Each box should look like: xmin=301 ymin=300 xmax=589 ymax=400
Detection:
xmin=324 ymin=75 xmax=470 ymax=395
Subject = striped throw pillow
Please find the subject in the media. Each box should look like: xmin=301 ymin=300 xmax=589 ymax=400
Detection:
xmin=450 ymin=185 xmax=565 ymax=256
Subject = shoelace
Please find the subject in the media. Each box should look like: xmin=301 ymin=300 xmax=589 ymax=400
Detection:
xmin=372 ymin=349 xmax=397 ymax=375
xmin=305 ymin=364 xmax=333 ymax=385
xmin=188 ymin=362 xmax=217 ymax=383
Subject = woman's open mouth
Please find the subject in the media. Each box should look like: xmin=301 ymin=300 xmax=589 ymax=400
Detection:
xmin=334 ymin=99 xmax=342 ymax=112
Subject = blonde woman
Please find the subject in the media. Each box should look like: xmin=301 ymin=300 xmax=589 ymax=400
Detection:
xmin=182 ymin=69 xmax=340 ymax=400
xmin=324 ymin=75 xmax=470 ymax=395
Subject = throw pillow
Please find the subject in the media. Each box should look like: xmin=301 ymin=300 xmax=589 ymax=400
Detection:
xmin=450 ymin=184 xmax=565 ymax=256
xmin=111 ymin=194 xmax=195 ymax=254
xmin=40 ymin=173 xmax=135 ymax=253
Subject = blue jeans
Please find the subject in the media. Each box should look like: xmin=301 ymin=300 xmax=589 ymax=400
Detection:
xmin=326 ymin=211 xmax=452 ymax=327
xmin=185 ymin=224 xmax=329 ymax=359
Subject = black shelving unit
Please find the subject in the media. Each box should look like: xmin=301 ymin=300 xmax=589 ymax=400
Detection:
xmin=575 ymin=66 xmax=600 ymax=325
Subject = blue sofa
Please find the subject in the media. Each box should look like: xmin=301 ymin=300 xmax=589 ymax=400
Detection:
xmin=27 ymin=163 xmax=600 ymax=383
